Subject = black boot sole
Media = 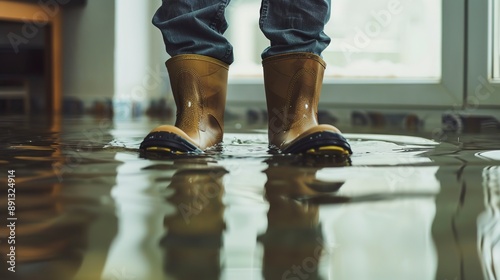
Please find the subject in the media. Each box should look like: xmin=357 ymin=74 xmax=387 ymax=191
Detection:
xmin=282 ymin=131 xmax=352 ymax=156
xmin=139 ymin=131 xmax=203 ymax=154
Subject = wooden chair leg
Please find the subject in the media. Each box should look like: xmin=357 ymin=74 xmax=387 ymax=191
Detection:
xmin=24 ymin=80 xmax=30 ymax=114
xmin=51 ymin=13 xmax=62 ymax=115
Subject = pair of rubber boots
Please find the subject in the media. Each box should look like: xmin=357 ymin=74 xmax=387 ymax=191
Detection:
xmin=140 ymin=53 xmax=352 ymax=156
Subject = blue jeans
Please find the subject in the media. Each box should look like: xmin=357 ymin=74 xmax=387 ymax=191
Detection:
xmin=152 ymin=0 xmax=331 ymax=65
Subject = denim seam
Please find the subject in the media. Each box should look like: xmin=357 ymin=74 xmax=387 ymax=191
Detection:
xmin=209 ymin=0 xmax=227 ymax=31
xmin=259 ymin=0 xmax=269 ymax=30
xmin=210 ymin=0 xmax=231 ymax=60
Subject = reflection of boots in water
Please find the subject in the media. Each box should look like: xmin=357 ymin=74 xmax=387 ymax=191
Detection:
xmin=161 ymin=166 xmax=227 ymax=280
xmin=263 ymin=156 xmax=346 ymax=198
xmin=478 ymin=166 xmax=500 ymax=279
xmin=0 ymin=179 xmax=95 ymax=280
xmin=259 ymin=164 xmax=326 ymax=280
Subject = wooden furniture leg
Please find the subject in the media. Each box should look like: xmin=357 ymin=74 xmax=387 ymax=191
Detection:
xmin=0 ymin=0 xmax=62 ymax=115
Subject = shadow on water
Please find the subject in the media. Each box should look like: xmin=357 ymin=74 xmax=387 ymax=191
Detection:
xmin=1 ymin=116 xmax=500 ymax=279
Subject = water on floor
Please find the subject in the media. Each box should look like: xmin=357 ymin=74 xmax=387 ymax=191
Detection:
xmin=1 ymin=115 xmax=500 ymax=280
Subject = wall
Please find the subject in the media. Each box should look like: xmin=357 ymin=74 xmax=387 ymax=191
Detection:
xmin=60 ymin=0 xmax=174 ymax=115
xmin=62 ymin=0 xmax=115 ymax=105
xmin=113 ymin=0 xmax=170 ymax=117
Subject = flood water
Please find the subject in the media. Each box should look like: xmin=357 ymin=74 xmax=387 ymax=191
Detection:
xmin=1 ymin=115 xmax=500 ymax=280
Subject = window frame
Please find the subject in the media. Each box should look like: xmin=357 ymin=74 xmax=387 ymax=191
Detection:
xmin=227 ymin=0 xmax=466 ymax=109
xmin=466 ymin=0 xmax=500 ymax=107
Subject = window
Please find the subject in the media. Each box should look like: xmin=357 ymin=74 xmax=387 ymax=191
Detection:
xmin=467 ymin=0 xmax=500 ymax=106
xmin=226 ymin=0 xmax=442 ymax=79
xmin=325 ymin=0 xmax=441 ymax=79
xmin=493 ymin=0 xmax=500 ymax=79
xmin=226 ymin=0 xmax=464 ymax=108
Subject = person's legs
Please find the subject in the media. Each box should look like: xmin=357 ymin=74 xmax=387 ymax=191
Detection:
xmin=152 ymin=0 xmax=234 ymax=65
xmin=141 ymin=1 xmax=232 ymax=154
xmin=259 ymin=0 xmax=331 ymax=58
xmin=260 ymin=0 xmax=352 ymax=156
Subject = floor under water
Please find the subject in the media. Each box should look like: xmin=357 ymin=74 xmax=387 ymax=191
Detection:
xmin=1 ymin=115 xmax=500 ymax=280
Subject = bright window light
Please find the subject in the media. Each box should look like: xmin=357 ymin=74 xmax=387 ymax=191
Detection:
xmin=493 ymin=0 xmax=500 ymax=79
xmin=226 ymin=0 xmax=442 ymax=79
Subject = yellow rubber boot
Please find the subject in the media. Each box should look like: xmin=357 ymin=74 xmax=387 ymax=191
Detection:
xmin=263 ymin=52 xmax=352 ymax=156
xmin=141 ymin=55 xmax=229 ymax=154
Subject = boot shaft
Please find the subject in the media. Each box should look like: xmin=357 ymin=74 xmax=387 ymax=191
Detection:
xmin=166 ymin=55 xmax=229 ymax=143
xmin=262 ymin=53 xmax=327 ymax=145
